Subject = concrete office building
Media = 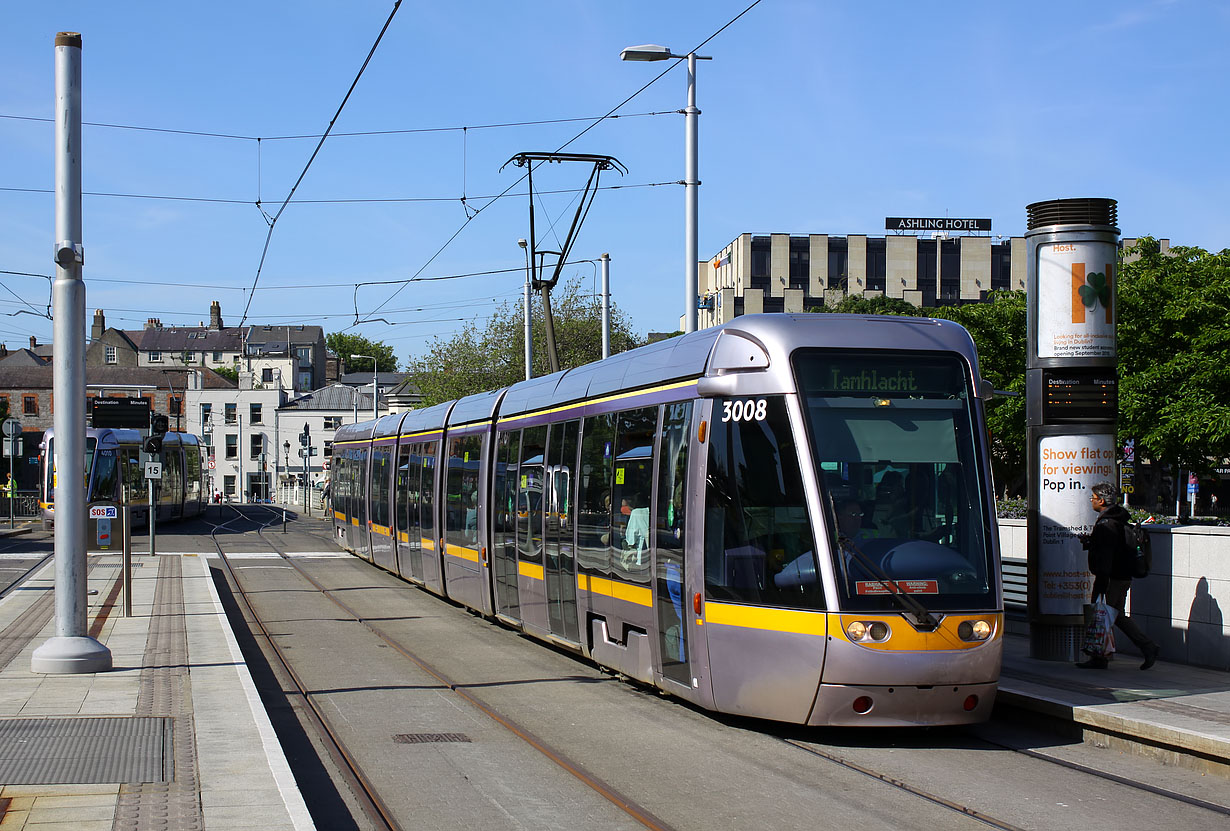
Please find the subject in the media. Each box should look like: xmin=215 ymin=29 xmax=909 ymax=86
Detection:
xmin=695 ymin=231 xmax=1168 ymax=329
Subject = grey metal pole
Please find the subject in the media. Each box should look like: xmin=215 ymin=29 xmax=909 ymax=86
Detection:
xmin=520 ymin=239 xmax=532 ymax=379
xmin=122 ymin=505 xmax=131 ymax=618
xmin=683 ymin=52 xmax=699 ymax=334
xmin=32 ymin=33 xmax=112 ymax=673
xmin=601 ymin=252 xmax=611 ymax=359
xmin=147 ymin=477 xmax=156 ymax=556
xmin=372 ymin=364 xmax=378 ymax=422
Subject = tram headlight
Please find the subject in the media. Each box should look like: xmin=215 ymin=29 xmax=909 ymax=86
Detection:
xmin=957 ymin=619 xmax=992 ymax=641
xmin=845 ymin=621 xmax=891 ymax=643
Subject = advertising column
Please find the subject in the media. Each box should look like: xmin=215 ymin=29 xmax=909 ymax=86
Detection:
xmin=1025 ymin=198 xmax=1119 ymax=661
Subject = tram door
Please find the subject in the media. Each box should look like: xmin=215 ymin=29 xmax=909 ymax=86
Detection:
xmin=491 ymin=431 xmax=521 ymax=621
xmin=395 ymin=442 xmax=424 ymax=583
xmin=654 ymin=402 xmax=692 ymax=687
xmin=544 ymin=421 xmax=580 ymax=643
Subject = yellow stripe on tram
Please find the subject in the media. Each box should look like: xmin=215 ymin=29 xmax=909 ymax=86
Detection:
xmin=704 ymin=602 xmax=828 ymax=636
xmin=519 ymin=561 xmax=544 ymax=581
xmin=446 ymin=543 xmax=480 ymax=563
xmin=581 ymin=574 xmax=652 ymax=608
xmin=422 ymin=537 xmax=436 ymax=551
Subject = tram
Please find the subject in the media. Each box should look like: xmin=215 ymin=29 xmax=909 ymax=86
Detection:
xmin=39 ymin=427 xmax=207 ymax=529
xmin=332 ymin=314 xmax=1003 ymax=726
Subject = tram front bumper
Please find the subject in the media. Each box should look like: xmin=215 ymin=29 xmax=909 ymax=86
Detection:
xmin=808 ymin=680 xmax=999 ymax=727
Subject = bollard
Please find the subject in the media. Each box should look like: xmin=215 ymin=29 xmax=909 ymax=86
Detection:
xmin=122 ymin=505 xmax=132 ymax=618
xmin=282 ymin=510 xmax=287 ymax=533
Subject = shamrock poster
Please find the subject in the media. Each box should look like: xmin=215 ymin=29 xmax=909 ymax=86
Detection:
xmin=1036 ymin=240 xmax=1117 ymax=358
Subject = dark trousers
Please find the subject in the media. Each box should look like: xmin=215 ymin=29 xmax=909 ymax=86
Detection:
xmin=1105 ymin=578 xmax=1157 ymax=653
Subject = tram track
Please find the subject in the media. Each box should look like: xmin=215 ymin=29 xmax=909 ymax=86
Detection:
xmin=212 ymin=504 xmax=675 ymax=831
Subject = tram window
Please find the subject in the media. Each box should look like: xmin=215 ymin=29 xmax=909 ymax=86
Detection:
xmin=396 ymin=443 xmax=413 ymax=537
xmin=657 ymin=402 xmax=692 ymax=678
xmin=420 ymin=442 xmax=437 ymax=544
xmin=704 ymin=397 xmax=822 ymax=610
xmin=576 ymin=414 xmax=614 ymax=575
xmin=611 ymin=408 xmax=656 ymax=582
xmin=793 ymin=352 xmax=994 ymax=610
xmin=371 ymin=446 xmax=391 ymax=528
xmin=445 ymin=434 xmax=482 ymax=548
xmin=89 ymin=450 xmax=119 ymax=502
xmin=517 ymin=426 xmax=547 ymax=564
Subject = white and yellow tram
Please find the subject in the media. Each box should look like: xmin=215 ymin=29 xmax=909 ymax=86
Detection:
xmin=331 ymin=314 xmax=1003 ymax=726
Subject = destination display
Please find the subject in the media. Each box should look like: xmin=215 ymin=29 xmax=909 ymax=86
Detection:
xmin=1041 ymin=369 xmax=1116 ymax=422
xmin=805 ymin=357 xmax=963 ymax=398
xmin=91 ymin=397 xmax=151 ymax=429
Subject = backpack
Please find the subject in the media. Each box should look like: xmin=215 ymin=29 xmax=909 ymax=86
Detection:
xmin=1124 ymin=522 xmax=1152 ymax=578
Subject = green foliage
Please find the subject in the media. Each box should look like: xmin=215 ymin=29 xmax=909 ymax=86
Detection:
xmin=1117 ymin=238 xmax=1230 ymax=474
xmin=213 ymin=366 xmax=239 ymax=384
xmin=406 ymin=277 xmax=644 ymax=406
xmin=822 ymin=294 xmax=928 ymax=317
xmin=326 ymin=333 xmax=399 ymax=373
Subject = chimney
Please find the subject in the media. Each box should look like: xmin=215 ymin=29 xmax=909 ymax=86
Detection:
xmin=91 ymin=309 xmax=106 ymax=340
xmin=209 ymin=301 xmax=223 ymax=330
xmin=30 ymin=336 xmax=37 ymax=349
xmin=145 ymin=318 xmax=162 ymax=329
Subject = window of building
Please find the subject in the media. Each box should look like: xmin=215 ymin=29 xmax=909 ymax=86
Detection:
xmin=866 ymin=238 xmax=887 ymax=293
xmin=200 ymin=403 xmax=212 ymax=429
xmin=297 ymin=370 xmax=312 ymax=391
xmin=250 ymin=434 xmax=262 ymax=460
xmin=323 ymin=440 xmax=333 ymax=457
xmin=246 ymin=343 xmax=264 ymax=356
xmin=939 ymin=238 xmax=961 ymax=304
xmin=104 ymin=345 xmax=117 ymax=364
xmin=750 ymin=236 xmax=770 ymax=289
xmin=212 ymin=351 xmax=223 ymax=362
xmin=183 ymin=351 xmax=195 ymax=363
xmin=990 ymin=242 xmax=1012 ymax=292
xmin=917 ymin=239 xmax=937 ymax=306
xmin=261 ymin=367 xmax=274 ymax=384
xmin=223 ymin=475 xmax=235 ymax=496
xmin=249 ymin=403 xmax=262 ymax=424
xmin=149 ymin=350 xmax=162 ymax=363
xmin=224 ymin=402 xmax=236 ymax=424
xmin=225 ymin=435 xmax=237 ymax=459
xmin=324 ymin=416 xmax=342 ymax=429
xmin=827 ymin=238 xmax=848 ymax=290
xmin=22 ymin=395 xmax=38 ymax=416
xmin=789 ymin=237 xmax=809 ymax=289
xmin=295 ymin=346 xmax=312 ymax=367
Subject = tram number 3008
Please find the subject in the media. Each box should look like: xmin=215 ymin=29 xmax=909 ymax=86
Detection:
xmin=721 ymin=398 xmax=768 ymax=423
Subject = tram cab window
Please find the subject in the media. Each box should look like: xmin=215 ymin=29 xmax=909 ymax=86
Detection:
xmin=703 ymin=397 xmax=823 ymax=610
xmin=611 ymin=407 xmax=656 ymax=582
xmin=793 ymin=352 xmax=994 ymax=611
xmin=88 ymin=449 xmax=118 ymax=502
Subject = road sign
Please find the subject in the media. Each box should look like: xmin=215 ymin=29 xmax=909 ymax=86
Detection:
xmin=89 ymin=505 xmax=118 ymax=519
xmin=207 ymin=459 xmax=215 ymax=470
xmin=1 ymin=418 xmax=20 ymax=438
xmin=145 ymin=462 xmax=163 ymax=480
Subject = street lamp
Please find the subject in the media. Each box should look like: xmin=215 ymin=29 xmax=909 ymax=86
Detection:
xmin=351 ymin=355 xmax=378 ymax=421
xmin=621 ymin=43 xmax=711 ymax=334
xmin=518 ymin=238 xmax=531 ymax=380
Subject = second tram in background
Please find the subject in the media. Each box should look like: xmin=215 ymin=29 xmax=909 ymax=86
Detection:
xmin=331 ymin=314 xmax=1003 ymax=726
xmin=39 ymin=427 xmax=207 ymax=529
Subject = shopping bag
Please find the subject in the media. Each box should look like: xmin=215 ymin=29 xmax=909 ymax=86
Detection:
xmin=1082 ymin=597 xmax=1117 ymax=658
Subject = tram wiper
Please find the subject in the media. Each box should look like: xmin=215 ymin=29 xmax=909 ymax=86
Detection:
xmin=841 ymin=537 xmax=939 ymax=631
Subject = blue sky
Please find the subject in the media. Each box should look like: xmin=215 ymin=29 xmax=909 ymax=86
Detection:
xmin=2 ymin=1 xmax=1227 ymax=361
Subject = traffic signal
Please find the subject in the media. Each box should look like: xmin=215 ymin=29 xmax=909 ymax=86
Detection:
xmin=144 ymin=413 xmax=169 ymax=454
xmin=300 ymin=423 xmax=310 ymax=447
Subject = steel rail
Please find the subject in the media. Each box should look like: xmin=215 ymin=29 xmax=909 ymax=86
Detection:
xmin=245 ymin=503 xmax=675 ymax=831
xmin=208 ymin=505 xmax=402 ymax=831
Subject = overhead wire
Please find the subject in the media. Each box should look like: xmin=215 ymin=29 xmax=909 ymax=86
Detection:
xmin=355 ymin=0 xmax=765 ymax=328
xmin=238 ymin=0 xmax=404 ymax=327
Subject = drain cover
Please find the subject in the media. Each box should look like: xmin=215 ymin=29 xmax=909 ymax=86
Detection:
xmin=393 ymin=732 xmax=471 ymax=744
xmin=0 ymin=717 xmax=171 ymax=784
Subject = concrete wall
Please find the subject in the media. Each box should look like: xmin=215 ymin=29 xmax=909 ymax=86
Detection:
xmin=999 ymin=519 xmax=1230 ymax=670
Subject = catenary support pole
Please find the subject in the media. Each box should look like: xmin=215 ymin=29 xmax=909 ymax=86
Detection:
xmin=601 ymin=253 xmax=611 ymax=359
xmin=32 ymin=32 xmax=112 ymax=673
xmin=683 ymin=53 xmax=699 ymax=334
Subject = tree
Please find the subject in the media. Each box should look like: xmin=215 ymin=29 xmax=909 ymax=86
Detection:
xmin=1118 ymin=239 xmax=1230 ymax=478
xmin=326 ymin=333 xmax=398 ymax=374
xmin=213 ymin=366 xmax=239 ymax=384
xmin=406 ymin=277 xmax=644 ymax=406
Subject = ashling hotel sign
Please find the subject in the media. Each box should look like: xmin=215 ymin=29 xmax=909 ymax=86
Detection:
xmin=885 ymin=217 xmax=992 ymax=232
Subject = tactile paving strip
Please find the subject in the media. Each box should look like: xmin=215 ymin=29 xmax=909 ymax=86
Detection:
xmin=0 ymin=716 xmax=169 ymax=784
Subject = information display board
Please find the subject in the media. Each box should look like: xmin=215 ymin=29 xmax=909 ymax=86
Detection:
xmin=92 ymin=397 xmax=151 ymax=429
xmin=1041 ymin=369 xmax=1117 ymax=423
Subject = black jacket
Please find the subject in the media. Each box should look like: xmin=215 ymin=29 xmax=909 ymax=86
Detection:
xmin=1088 ymin=503 xmax=1133 ymax=598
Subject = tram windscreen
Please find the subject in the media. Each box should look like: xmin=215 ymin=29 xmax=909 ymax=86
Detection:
xmin=43 ymin=437 xmax=98 ymax=504
xmin=793 ymin=352 xmax=994 ymax=611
